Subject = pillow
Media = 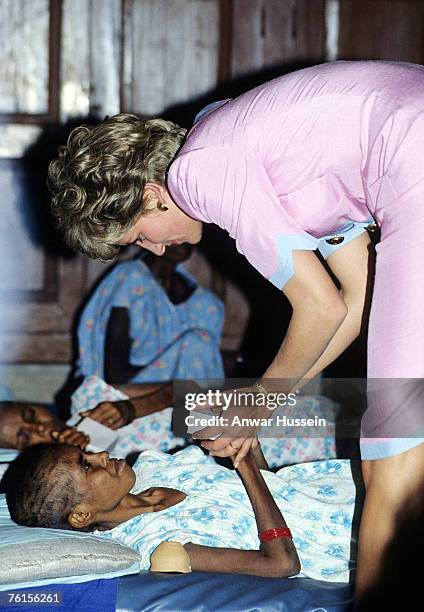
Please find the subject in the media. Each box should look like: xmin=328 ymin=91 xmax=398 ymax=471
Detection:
xmin=0 ymin=449 xmax=19 ymax=484
xmin=0 ymin=494 xmax=142 ymax=591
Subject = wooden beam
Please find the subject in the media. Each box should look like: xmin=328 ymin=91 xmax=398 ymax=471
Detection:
xmin=338 ymin=0 xmax=424 ymax=63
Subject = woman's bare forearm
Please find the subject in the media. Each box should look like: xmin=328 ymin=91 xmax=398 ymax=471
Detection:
xmin=261 ymin=238 xmax=370 ymax=393
xmin=198 ymin=306 xmax=347 ymax=461
xmin=261 ymin=303 xmax=347 ymax=394
xmin=293 ymin=233 xmax=371 ymax=389
xmin=295 ymin=299 xmax=364 ymax=389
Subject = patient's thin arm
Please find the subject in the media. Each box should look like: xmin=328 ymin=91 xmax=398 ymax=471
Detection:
xmin=183 ymin=452 xmax=300 ymax=577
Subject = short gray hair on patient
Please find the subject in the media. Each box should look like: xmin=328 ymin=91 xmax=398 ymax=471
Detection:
xmin=4 ymin=444 xmax=86 ymax=531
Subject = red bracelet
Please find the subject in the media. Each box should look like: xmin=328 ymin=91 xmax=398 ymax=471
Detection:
xmin=259 ymin=528 xmax=292 ymax=542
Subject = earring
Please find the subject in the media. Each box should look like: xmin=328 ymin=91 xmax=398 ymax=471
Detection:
xmin=157 ymin=203 xmax=169 ymax=212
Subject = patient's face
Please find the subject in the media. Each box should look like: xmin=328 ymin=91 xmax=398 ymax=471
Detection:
xmin=0 ymin=403 xmax=63 ymax=450
xmin=52 ymin=445 xmax=136 ymax=512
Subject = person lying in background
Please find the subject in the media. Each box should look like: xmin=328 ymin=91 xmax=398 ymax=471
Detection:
xmin=0 ymin=379 xmax=182 ymax=454
xmin=77 ymin=244 xmax=225 ymax=384
xmin=4 ymin=440 xmax=360 ymax=582
xmin=0 ymin=400 xmax=89 ymax=450
xmin=1 ymin=375 xmax=339 ymax=469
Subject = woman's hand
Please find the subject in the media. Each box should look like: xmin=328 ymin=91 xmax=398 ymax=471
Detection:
xmin=79 ymin=399 xmax=135 ymax=430
xmin=191 ymin=386 xmax=267 ymax=467
xmin=206 ymin=436 xmax=259 ymax=468
xmin=224 ymin=437 xmax=269 ymax=471
xmin=51 ymin=426 xmax=90 ymax=449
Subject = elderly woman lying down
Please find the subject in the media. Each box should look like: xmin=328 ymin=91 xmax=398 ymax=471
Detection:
xmin=3 ymin=441 xmax=360 ymax=581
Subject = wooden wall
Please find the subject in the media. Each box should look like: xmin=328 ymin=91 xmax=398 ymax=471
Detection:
xmin=0 ymin=0 xmax=423 ymax=364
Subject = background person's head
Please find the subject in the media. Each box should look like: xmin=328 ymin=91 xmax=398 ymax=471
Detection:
xmin=4 ymin=444 xmax=135 ymax=531
xmin=0 ymin=402 xmax=63 ymax=449
xmin=48 ymin=113 xmax=189 ymax=260
xmin=144 ymin=243 xmax=193 ymax=269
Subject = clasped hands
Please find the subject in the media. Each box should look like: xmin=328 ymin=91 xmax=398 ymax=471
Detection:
xmin=191 ymin=385 xmax=266 ymax=468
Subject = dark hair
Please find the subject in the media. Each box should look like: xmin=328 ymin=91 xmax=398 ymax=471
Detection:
xmin=3 ymin=444 xmax=85 ymax=530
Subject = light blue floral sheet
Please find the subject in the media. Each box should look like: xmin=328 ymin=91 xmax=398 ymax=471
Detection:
xmin=99 ymin=446 xmax=360 ymax=582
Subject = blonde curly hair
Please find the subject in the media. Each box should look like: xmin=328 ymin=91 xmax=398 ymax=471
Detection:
xmin=48 ymin=113 xmax=186 ymax=260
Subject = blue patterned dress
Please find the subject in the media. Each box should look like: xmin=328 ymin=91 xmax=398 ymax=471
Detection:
xmin=77 ymin=260 xmax=225 ymax=382
xmin=99 ymin=446 xmax=359 ymax=582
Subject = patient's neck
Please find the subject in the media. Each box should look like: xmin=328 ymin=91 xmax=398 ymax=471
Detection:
xmin=95 ymin=487 xmax=186 ymax=530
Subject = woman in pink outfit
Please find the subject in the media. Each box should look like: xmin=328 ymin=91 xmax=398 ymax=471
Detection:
xmin=49 ymin=61 xmax=424 ymax=599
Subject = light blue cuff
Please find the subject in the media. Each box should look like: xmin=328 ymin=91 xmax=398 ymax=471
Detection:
xmin=194 ymin=100 xmax=230 ymax=124
xmin=269 ymin=234 xmax=320 ymax=289
xmin=360 ymin=438 xmax=424 ymax=460
xmin=317 ymin=218 xmax=375 ymax=259
xmin=269 ymin=218 xmax=377 ymax=289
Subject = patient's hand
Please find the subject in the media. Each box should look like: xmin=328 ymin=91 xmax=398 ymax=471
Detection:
xmin=51 ymin=426 xmax=90 ymax=449
xmin=79 ymin=400 xmax=134 ymax=430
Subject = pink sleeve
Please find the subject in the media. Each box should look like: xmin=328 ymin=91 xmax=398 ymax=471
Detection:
xmin=167 ymin=147 xmax=319 ymax=289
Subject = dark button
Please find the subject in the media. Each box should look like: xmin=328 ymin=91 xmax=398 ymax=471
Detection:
xmin=366 ymin=223 xmax=378 ymax=232
xmin=325 ymin=236 xmax=345 ymax=245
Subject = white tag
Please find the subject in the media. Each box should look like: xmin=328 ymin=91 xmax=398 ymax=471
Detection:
xmin=76 ymin=417 xmax=119 ymax=452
